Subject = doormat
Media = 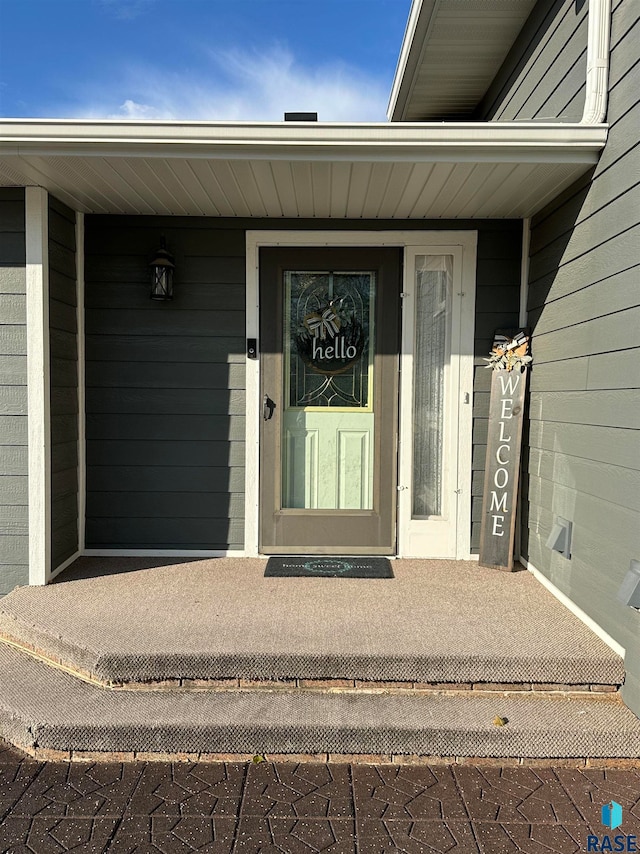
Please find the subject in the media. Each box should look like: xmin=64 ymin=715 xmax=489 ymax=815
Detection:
xmin=264 ymin=557 xmax=394 ymax=578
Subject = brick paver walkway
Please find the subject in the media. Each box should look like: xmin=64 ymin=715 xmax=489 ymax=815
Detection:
xmin=1 ymin=740 xmax=639 ymax=853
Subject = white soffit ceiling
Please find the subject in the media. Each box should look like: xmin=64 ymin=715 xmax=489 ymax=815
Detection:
xmin=0 ymin=121 xmax=605 ymax=219
xmin=389 ymin=0 xmax=538 ymax=121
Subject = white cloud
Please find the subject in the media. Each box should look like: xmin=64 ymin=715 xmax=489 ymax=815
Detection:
xmin=117 ymin=99 xmax=166 ymax=119
xmin=71 ymin=45 xmax=388 ymax=122
xmin=97 ymin=0 xmax=157 ymax=20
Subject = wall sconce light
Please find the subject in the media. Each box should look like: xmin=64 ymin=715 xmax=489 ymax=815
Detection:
xmin=546 ymin=516 xmax=572 ymax=559
xmin=149 ymin=237 xmax=175 ymax=301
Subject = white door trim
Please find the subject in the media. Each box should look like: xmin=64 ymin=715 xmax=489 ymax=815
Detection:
xmin=397 ymin=236 xmax=477 ymax=559
xmin=455 ymin=233 xmax=477 ymax=559
xmin=245 ymin=230 xmax=477 ymax=558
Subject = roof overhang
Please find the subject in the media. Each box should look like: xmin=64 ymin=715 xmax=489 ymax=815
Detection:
xmin=388 ymin=0 xmax=538 ymax=121
xmin=0 ymin=119 xmax=606 ymax=219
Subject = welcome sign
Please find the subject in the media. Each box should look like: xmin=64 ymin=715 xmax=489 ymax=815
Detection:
xmin=479 ymin=330 xmax=531 ymax=572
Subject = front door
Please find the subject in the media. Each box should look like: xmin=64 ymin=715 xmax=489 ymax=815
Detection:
xmin=259 ymin=247 xmax=401 ymax=554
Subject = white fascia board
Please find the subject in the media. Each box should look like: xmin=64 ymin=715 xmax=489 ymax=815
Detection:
xmin=0 ymin=118 xmax=607 ymax=144
xmin=0 ymin=120 xmax=607 ymax=162
xmin=387 ymin=0 xmax=438 ymax=122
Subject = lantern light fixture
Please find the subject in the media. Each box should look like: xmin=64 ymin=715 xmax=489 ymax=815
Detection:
xmin=149 ymin=237 xmax=175 ymax=301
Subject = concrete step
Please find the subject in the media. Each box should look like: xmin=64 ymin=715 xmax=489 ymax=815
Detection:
xmin=0 ymin=628 xmax=624 ymax=693
xmin=0 ymin=560 xmax=625 ymax=689
xmin=0 ymin=634 xmax=623 ymax=694
xmin=2 ymin=644 xmax=639 ymax=761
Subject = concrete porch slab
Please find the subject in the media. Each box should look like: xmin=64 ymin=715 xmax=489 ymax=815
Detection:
xmin=0 ymin=558 xmax=624 ymax=687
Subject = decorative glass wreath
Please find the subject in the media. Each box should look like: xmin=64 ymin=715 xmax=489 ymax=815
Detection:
xmin=294 ymin=299 xmax=365 ymax=375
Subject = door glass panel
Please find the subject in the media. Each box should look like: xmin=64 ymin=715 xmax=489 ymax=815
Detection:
xmin=412 ymin=255 xmax=452 ymax=518
xmin=282 ymin=271 xmax=375 ymax=509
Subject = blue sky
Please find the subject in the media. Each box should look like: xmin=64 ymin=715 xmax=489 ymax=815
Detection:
xmin=0 ymin=0 xmax=412 ymax=121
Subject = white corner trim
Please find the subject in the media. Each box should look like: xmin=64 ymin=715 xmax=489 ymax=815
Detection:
xmin=582 ymin=0 xmax=612 ymax=124
xmin=25 ymin=187 xmax=51 ymax=587
xmin=76 ymin=212 xmax=86 ymax=553
xmin=521 ymin=556 xmax=625 ymax=658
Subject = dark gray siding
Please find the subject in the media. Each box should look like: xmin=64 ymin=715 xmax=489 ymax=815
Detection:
xmin=49 ymin=197 xmax=78 ymax=569
xmin=521 ymin=0 xmax=640 ymax=712
xmin=0 ymin=189 xmax=27 ymax=594
xmin=480 ymin=0 xmax=588 ymax=121
xmin=84 ymin=217 xmax=247 ymax=550
xmin=85 ymin=216 xmax=520 ymax=553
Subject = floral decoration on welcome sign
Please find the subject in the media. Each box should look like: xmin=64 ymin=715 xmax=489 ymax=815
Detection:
xmin=484 ymin=331 xmax=532 ymax=372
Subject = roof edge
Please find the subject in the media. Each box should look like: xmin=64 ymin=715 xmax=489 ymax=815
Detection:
xmin=0 ymin=119 xmax=607 ymax=150
xmin=388 ymin=0 xmax=614 ymax=125
xmin=386 ymin=0 xmax=438 ymax=122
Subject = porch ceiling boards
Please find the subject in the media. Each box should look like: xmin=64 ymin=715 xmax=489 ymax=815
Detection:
xmin=0 ymin=120 xmax=606 ymax=219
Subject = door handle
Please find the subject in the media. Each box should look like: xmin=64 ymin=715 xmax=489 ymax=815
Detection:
xmin=263 ymin=395 xmax=276 ymax=421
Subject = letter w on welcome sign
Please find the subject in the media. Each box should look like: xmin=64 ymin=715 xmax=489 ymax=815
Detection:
xmin=479 ymin=329 xmax=531 ymax=572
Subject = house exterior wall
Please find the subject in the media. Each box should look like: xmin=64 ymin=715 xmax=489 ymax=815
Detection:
xmin=84 ymin=216 xmax=247 ymax=551
xmin=479 ymin=0 xmax=588 ymax=122
xmin=84 ymin=216 xmax=521 ymax=554
xmin=49 ymin=197 xmax=78 ymax=569
xmin=516 ymin=0 xmax=640 ymax=711
xmin=0 ymin=189 xmax=28 ymax=594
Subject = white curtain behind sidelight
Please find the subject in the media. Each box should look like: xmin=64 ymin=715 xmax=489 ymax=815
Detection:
xmin=412 ymin=254 xmax=453 ymax=518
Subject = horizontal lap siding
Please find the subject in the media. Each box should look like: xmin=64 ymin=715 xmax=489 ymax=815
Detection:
xmin=84 ymin=217 xmax=246 ymax=550
xmin=480 ymin=0 xmax=588 ymax=121
xmin=84 ymin=217 xmax=519 ymax=554
xmin=49 ymin=197 xmax=78 ymax=569
xmin=523 ymin=0 xmax=640 ymax=710
xmin=0 ymin=189 xmax=27 ymax=594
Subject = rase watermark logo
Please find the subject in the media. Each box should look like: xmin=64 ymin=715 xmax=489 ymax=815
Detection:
xmin=586 ymin=801 xmax=637 ymax=852
xmin=603 ymin=802 xmax=624 ymax=831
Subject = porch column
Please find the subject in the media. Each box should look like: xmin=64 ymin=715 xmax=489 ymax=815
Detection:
xmin=25 ymin=187 xmax=51 ymax=585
